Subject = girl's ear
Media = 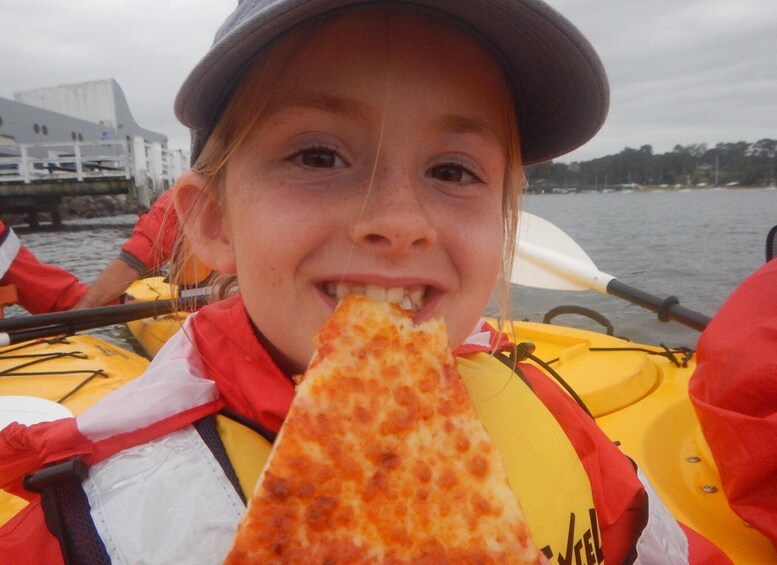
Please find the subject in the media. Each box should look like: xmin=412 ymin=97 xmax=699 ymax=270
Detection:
xmin=173 ymin=171 xmax=237 ymax=274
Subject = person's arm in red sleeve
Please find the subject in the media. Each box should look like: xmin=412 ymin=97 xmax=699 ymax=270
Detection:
xmin=690 ymin=259 xmax=777 ymax=550
xmin=118 ymin=190 xmax=179 ymax=274
xmin=0 ymin=221 xmax=88 ymax=314
xmin=74 ymin=191 xmax=179 ymax=309
xmin=71 ymin=258 xmax=141 ymax=309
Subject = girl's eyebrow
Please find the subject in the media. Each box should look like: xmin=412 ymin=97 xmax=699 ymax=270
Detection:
xmin=266 ymin=94 xmax=503 ymax=147
xmin=267 ymin=93 xmax=376 ymax=127
xmin=433 ymin=115 xmax=503 ymax=147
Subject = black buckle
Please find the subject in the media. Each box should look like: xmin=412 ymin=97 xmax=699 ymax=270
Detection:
xmin=23 ymin=458 xmax=88 ymax=493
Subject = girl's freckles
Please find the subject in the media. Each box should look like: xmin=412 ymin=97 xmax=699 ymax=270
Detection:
xmin=213 ymin=10 xmax=511 ymax=372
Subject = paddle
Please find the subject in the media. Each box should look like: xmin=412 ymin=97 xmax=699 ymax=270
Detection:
xmin=512 ymin=212 xmax=712 ymax=332
xmin=0 ymin=299 xmax=185 ymax=347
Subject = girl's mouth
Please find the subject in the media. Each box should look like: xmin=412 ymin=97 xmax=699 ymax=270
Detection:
xmin=323 ymin=282 xmax=429 ymax=312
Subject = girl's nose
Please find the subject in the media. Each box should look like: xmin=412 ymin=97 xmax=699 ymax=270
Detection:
xmin=350 ymin=174 xmax=437 ymax=256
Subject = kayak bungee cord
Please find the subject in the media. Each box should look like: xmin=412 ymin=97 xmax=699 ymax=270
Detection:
xmin=495 ymin=342 xmax=595 ymax=420
xmin=0 ymin=339 xmax=111 ymax=404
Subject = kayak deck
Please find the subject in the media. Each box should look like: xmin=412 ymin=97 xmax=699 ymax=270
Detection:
xmin=126 ymin=277 xmax=186 ymax=358
xmin=27 ymin=285 xmax=771 ymax=563
xmin=509 ymin=320 xmax=776 ymax=563
xmin=0 ymin=334 xmax=149 ymax=526
xmin=0 ymin=334 xmax=148 ymax=415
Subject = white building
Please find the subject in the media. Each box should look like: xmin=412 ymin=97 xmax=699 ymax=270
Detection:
xmin=0 ymin=79 xmax=188 ymax=205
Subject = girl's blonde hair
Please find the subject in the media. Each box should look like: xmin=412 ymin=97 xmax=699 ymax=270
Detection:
xmin=171 ymin=8 xmax=526 ymax=324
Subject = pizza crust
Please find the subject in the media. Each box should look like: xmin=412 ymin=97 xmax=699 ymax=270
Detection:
xmin=226 ymin=295 xmax=542 ymax=564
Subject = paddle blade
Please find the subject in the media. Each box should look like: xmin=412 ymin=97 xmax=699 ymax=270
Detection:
xmin=512 ymin=212 xmax=612 ymax=292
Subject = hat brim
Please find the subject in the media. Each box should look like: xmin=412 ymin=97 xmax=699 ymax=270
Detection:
xmin=175 ymin=0 xmax=608 ymax=165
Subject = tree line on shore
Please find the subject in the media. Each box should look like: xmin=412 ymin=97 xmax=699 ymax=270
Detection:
xmin=526 ymin=138 xmax=777 ymax=192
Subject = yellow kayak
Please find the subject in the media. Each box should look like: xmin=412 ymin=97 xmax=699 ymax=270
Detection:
xmin=0 ymin=333 xmax=149 ymax=525
xmin=121 ymin=279 xmax=775 ymax=562
xmin=504 ymin=320 xmax=776 ymax=564
xmin=0 ymin=334 xmax=148 ymax=415
xmin=125 ymin=276 xmax=187 ymax=357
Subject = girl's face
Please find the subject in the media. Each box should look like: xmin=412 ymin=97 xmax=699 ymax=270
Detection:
xmin=192 ymin=10 xmax=512 ymax=374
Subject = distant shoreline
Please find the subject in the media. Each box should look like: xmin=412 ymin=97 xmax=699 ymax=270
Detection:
xmin=4 ymin=195 xmax=147 ymax=229
xmin=527 ymin=184 xmax=776 ymax=195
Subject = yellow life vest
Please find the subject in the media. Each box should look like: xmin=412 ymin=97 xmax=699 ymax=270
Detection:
xmin=216 ymin=351 xmax=602 ymax=563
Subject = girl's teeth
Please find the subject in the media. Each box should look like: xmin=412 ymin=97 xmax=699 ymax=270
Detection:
xmin=351 ymin=284 xmax=366 ymax=296
xmin=386 ymin=287 xmax=404 ymax=304
xmin=335 ymin=284 xmax=349 ymax=299
xmin=365 ymin=284 xmax=387 ymax=302
xmin=327 ymin=283 xmax=426 ymax=311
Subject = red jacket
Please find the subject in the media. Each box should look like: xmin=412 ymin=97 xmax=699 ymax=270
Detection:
xmin=119 ymin=190 xmax=179 ymax=274
xmin=690 ymin=259 xmax=777 ymax=550
xmin=0 ymin=221 xmax=87 ymax=314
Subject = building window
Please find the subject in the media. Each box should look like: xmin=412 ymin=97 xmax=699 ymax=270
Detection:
xmin=71 ymin=132 xmax=77 ymax=141
xmin=42 ymin=125 xmax=48 ymax=135
xmin=33 ymin=123 xmax=40 ymax=134
xmin=77 ymin=133 xmax=83 ymax=141
xmin=0 ymin=116 xmax=3 ymax=128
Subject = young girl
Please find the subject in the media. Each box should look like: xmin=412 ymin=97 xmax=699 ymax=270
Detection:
xmin=0 ymin=1 xmax=729 ymax=563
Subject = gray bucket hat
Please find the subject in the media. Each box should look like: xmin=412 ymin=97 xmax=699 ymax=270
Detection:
xmin=175 ymin=0 xmax=608 ymax=166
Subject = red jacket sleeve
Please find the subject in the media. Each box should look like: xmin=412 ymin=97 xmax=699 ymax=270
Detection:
xmin=119 ymin=190 xmax=179 ymax=274
xmin=1 ymin=244 xmax=88 ymax=314
xmin=689 ymin=259 xmax=777 ymax=549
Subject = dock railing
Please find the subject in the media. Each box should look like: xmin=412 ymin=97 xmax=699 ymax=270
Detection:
xmin=0 ymin=140 xmax=131 ymax=184
xmin=0 ymin=138 xmax=189 ymax=206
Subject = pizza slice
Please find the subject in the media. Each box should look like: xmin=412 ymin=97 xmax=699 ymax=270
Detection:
xmin=225 ymin=294 xmax=542 ymax=564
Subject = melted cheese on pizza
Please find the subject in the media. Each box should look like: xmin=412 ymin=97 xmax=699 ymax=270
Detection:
xmin=226 ymin=295 xmax=542 ymax=564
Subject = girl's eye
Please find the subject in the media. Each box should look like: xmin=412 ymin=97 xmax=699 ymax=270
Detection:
xmin=289 ymin=147 xmax=347 ymax=169
xmin=429 ymin=163 xmax=481 ymax=184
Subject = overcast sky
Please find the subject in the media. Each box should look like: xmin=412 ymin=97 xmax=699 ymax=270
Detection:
xmin=1 ymin=1 xmax=775 ymax=163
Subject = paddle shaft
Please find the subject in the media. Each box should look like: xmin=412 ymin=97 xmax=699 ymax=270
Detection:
xmin=0 ymin=298 xmax=196 ymax=347
xmin=607 ymin=279 xmax=711 ymax=332
xmin=0 ymin=299 xmax=179 ymax=333
xmin=513 ymin=212 xmax=713 ymax=332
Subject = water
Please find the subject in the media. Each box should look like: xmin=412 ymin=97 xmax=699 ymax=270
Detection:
xmin=508 ymin=188 xmax=776 ymax=347
xmin=8 ymin=188 xmax=777 ymax=353
xmin=8 ymin=215 xmax=141 ymax=352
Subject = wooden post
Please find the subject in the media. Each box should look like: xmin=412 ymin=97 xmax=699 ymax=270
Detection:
xmin=19 ymin=145 xmax=31 ymax=184
xmin=74 ymin=142 xmax=84 ymax=181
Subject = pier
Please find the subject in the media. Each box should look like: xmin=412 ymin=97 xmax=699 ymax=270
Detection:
xmin=0 ymin=138 xmax=187 ymax=226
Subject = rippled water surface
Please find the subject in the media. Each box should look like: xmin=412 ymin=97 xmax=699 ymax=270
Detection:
xmin=9 ymin=215 xmax=140 ymax=351
xmin=511 ymin=188 xmax=776 ymax=346
xmin=10 ymin=188 xmax=777 ymax=352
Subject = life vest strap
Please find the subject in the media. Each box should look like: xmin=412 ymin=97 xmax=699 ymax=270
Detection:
xmin=24 ymin=458 xmax=110 ymax=565
xmin=29 ymin=416 xmax=253 ymax=564
xmin=193 ymin=415 xmax=246 ymax=504
xmin=23 ymin=458 xmax=88 ymax=493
